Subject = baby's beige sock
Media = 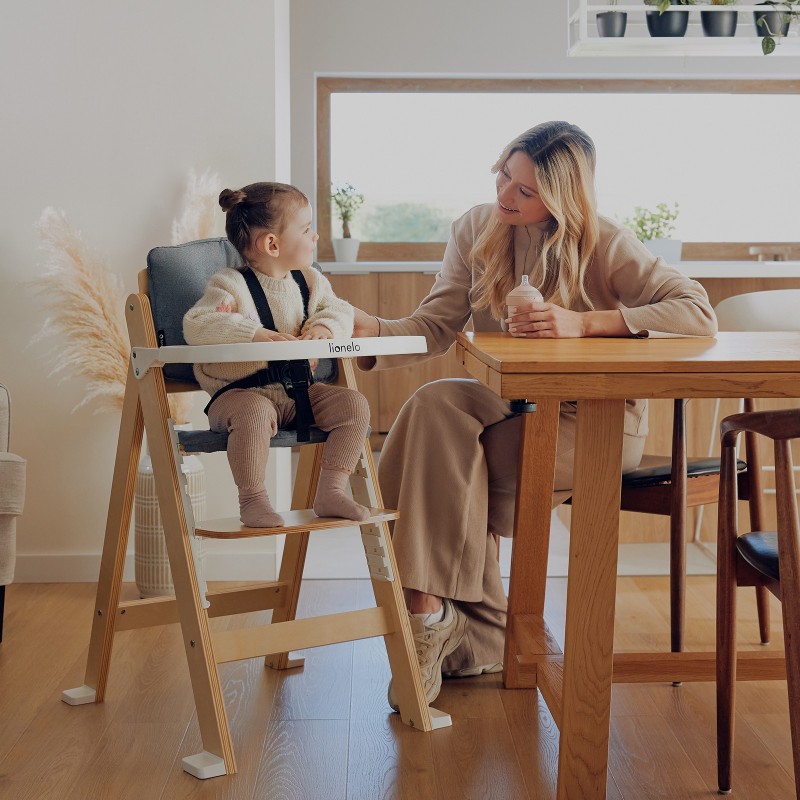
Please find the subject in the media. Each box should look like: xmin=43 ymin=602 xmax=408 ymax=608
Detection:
xmin=313 ymin=468 xmax=370 ymax=522
xmin=239 ymin=486 xmax=284 ymax=528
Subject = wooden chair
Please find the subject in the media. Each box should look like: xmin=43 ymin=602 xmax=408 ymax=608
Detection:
xmin=62 ymin=238 xmax=449 ymax=781
xmin=617 ymin=289 xmax=800 ymax=655
xmin=716 ymin=407 xmax=800 ymax=797
xmin=618 ymin=399 xmax=764 ymax=654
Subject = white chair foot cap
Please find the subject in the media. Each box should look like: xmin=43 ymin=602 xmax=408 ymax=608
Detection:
xmin=182 ymin=751 xmax=227 ymax=779
xmin=718 ymin=790 xmax=732 ymax=796
xmin=428 ymin=707 xmax=452 ymax=729
xmin=61 ymin=685 xmax=97 ymax=705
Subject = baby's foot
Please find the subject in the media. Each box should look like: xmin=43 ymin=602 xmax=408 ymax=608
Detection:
xmin=313 ymin=468 xmax=371 ymax=521
xmin=239 ymin=487 xmax=284 ymax=528
xmin=313 ymin=492 xmax=371 ymax=522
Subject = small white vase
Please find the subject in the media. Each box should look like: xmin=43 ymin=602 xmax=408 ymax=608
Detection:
xmin=134 ymin=425 xmax=206 ymax=598
xmin=644 ymin=238 xmax=682 ymax=264
xmin=332 ymin=237 xmax=360 ymax=262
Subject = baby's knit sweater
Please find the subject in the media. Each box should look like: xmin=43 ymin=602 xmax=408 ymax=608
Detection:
xmin=183 ymin=266 xmax=354 ymax=399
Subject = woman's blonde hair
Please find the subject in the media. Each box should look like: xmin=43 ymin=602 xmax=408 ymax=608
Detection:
xmin=470 ymin=121 xmax=599 ymax=320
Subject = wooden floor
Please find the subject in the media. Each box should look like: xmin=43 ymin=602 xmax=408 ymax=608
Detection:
xmin=0 ymin=576 xmax=794 ymax=800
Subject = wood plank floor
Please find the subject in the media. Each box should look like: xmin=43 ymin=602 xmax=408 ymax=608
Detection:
xmin=0 ymin=576 xmax=794 ymax=800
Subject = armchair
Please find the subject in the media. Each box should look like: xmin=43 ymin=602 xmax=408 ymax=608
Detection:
xmin=0 ymin=383 xmax=26 ymax=643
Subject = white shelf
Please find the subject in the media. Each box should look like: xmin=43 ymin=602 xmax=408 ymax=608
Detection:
xmin=568 ymin=1 xmax=800 ymax=56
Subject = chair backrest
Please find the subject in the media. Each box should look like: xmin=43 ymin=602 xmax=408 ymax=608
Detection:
xmin=715 ymin=289 xmax=800 ymax=333
xmin=146 ymin=237 xmax=335 ymax=384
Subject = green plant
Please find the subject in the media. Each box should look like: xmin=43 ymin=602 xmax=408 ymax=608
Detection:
xmin=330 ymin=183 xmax=365 ymax=238
xmin=645 ymin=0 xmax=696 ymax=14
xmin=710 ymin=0 xmax=737 ymax=5
xmin=758 ymin=0 xmax=800 ymax=54
xmin=622 ymin=202 xmax=680 ymax=242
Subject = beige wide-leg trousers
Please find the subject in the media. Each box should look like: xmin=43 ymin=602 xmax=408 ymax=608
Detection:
xmin=378 ymin=378 xmax=645 ymax=673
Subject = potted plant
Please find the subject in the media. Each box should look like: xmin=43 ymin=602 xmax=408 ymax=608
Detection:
xmin=645 ymin=0 xmax=694 ymax=37
xmin=701 ymin=0 xmax=739 ymax=37
xmin=330 ymin=182 xmax=364 ymax=262
xmin=623 ymin=202 xmax=682 ymax=263
xmin=597 ymin=0 xmax=627 ymax=37
xmin=755 ymin=0 xmax=798 ymax=54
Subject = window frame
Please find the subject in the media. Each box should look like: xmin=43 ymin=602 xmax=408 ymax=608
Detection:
xmin=316 ymin=76 xmax=800 ymax=262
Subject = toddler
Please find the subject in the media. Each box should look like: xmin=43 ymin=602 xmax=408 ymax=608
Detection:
xmin=184 ymin=182 xmax=371 ymax=527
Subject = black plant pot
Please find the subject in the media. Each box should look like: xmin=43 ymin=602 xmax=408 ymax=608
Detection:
xmin=597 ymin=10 xmax=628 ymax=37
xmin=753 ymin=7 xmax=791 ymax=37
xmin=701 ymin=9 xmax=738 ymax=37
xmin=646 ymin=2 xmax=690 ymax=37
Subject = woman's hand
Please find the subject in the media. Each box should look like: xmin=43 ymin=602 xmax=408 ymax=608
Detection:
xmin=506 ymin=301 xmax=586 ymax=338
xmin=352 ymin=306 xmax=380 ymax=338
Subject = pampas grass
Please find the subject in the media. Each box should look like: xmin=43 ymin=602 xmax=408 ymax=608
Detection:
xmin=171 ymin=168 xmax=223 ymax=245
xmin=32 ymin=207 xmax=129 ymax=414
xmin=33 ymin=168 xmax=223 ymax=420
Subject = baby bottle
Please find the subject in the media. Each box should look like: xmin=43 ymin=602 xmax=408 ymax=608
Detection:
xmin=502 ymin=274 xmax=543 ymax=332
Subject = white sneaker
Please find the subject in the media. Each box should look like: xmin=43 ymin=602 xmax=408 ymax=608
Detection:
xmin=387 ymin=598 xmax=467 ymax=711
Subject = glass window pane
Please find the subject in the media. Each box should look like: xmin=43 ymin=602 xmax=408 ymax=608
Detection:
xmin=330 ymin=91 xmax=800 ymax=243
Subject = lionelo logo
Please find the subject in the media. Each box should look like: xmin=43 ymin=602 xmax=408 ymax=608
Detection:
xmin=328 ymin=341 xmax=361 ymax=354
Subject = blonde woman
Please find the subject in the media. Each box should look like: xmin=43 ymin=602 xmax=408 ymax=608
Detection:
xmin=352 ymin=121 xmax=717 ymax=708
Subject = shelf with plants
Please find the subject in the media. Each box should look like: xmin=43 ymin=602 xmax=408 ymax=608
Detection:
xmin=568 ymin=0 xmax=800 ymax=56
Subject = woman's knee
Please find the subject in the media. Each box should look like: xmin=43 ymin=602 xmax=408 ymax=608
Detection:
xmin=401 ymin=379 xmax=510 ymax=428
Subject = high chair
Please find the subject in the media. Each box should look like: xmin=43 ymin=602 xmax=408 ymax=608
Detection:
xmin=62 ymin=238 xmax=449 ymax=780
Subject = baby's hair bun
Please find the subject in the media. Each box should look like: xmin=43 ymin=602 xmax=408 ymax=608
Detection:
xmin=219 ymin=188 xmax=247 ymax=212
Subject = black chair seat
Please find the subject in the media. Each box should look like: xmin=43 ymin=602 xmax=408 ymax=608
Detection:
xmin=737 ymin=531 xmax=780 ymax=582
xmin=621 ymin=456 xmax=747 ymax=489
xmin=178 ymin=427 xmax=329 ymax=453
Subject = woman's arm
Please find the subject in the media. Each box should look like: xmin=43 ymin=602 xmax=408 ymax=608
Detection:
xmin=507 ymin=305 xmax=631 ymax=338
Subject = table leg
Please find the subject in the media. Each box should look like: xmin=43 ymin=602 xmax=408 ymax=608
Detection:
xmin=504 ymin=399 xmax=560 ymax=689
xmin=556 ymin=399 xmax=625 ymax=800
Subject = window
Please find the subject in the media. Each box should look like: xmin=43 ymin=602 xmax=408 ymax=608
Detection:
xmin=317 ymin=78 xmax=800 ymax=262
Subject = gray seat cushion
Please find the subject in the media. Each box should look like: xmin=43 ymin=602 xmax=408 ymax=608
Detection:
xmin=178 ymin=426 xmax=330 ymax=453
xmin=146 ymin=238 xmax=336 ymax=386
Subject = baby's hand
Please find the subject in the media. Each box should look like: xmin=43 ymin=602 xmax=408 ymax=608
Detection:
xmin=215 ymin=301 xmax=233 ymax=313
xmin=300 ymin=325 xmax=334 ymax=340
xmin=253 ymin=328 xmax=298 ymax=343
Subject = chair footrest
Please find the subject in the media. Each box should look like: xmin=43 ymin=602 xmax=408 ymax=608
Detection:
xmin=196 ymin=508 xmax=399 ymax=538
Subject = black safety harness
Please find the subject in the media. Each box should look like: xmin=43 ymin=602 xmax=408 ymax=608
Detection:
xmin=204 ymin=268 xmax=316 ymax=442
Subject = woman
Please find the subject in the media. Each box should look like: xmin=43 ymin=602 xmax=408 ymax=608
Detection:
xmin=352 ymin=121 xmax=716 ymax=708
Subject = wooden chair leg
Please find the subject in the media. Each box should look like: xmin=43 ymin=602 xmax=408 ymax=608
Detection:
xmin=744 ymin=412 xmax=771 ymax=646
xmin=669 ymin=512 xmax=686 ymax=655
xmin=669 ymin=399 xmax=688 ymax=656
xmin=773 ymin=439 xmax=800 ymax=799
xmin=0 ymin=583 xmax=5 ymax=643
xmin=350 ymin=444 xmax=446 ymax=730
xmin=265 ymin=443 xmax=323 ymax=671
xmin=756 ymin=585 xmax=771 ymax=646
xmin=717 ymin=445 xmax=739 ymax=795
xmin=62 ymin=362 xmax=144 ymax=706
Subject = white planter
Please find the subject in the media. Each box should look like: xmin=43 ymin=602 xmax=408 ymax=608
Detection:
xmin=332 ymin=237 xmax=360 ymax=262
xmin=644 ymin=238 xmax=682 ymax=264
xmin=134 ymin=426 xmax=206 ymax=598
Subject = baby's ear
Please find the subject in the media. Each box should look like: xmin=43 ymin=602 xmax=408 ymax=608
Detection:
xmin=256 ymin=232 xmax=280 ymax=258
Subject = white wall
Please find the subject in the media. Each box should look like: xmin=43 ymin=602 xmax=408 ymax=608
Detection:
xmin=289 ymin=0 xmax=799 ymax=210
xmin=2 ymin=1 xmax=290 ymax=581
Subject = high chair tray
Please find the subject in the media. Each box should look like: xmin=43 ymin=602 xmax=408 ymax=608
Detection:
xmin=196 ymin=508 xmax=399 ymax=538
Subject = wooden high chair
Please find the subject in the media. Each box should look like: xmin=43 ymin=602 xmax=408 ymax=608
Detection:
xmin=62 ymin=238 xmax=449 ymax=780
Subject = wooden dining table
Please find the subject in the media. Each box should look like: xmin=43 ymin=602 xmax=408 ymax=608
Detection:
xmin=455 ymin=330 xmax=800 ymax=800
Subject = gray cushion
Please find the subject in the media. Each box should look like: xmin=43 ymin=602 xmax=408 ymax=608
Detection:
xmin=178 ymin=426 xmax=330 ymax=453
xmin=146 ymin=238 xmax=337 ymax=385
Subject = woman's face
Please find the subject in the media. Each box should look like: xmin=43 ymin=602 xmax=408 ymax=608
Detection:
xmin=495 ymin=150 xmax=552 ymax=226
